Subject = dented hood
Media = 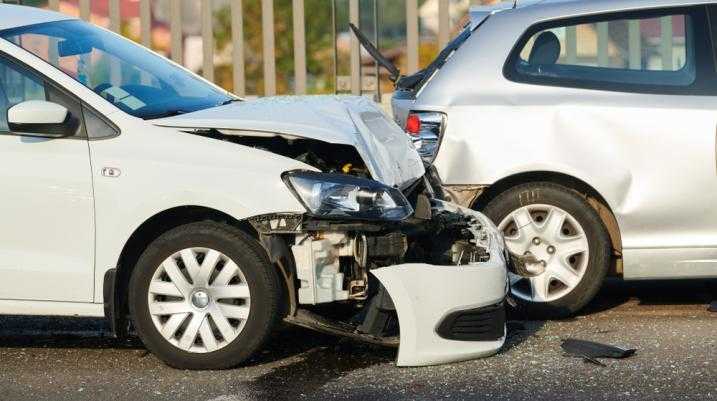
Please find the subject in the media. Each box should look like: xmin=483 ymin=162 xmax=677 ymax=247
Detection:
xmin=152 ymin=95 xmax=425 ymax=189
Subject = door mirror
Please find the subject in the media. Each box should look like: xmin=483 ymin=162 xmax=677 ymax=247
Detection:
xmin=7 ymin=100 xmax=76 ymax=138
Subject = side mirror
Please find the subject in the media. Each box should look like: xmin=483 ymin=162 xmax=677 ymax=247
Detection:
xmin=7 ymin=100 xmax=76 ymax=138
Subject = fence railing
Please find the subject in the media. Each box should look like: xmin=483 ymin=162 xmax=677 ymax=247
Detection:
xmin=5 ymin=1 xmax=685 ymax=102
xmin=31 ymin=0 xmax=465 ymax=99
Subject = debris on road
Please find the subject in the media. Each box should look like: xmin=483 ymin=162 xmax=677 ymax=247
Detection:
xmin=561 ymin=338 xmax=637 ymax=366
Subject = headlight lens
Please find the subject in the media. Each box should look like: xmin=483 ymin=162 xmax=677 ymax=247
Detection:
xmin=283 ymin=170 xmax=413 ymax=221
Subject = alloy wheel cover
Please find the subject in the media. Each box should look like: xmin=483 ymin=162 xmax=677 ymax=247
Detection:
xmin=147 ymin=248 xmax=251 ymax=353
xmin=499 ymin=204 xmax=589 ymax=303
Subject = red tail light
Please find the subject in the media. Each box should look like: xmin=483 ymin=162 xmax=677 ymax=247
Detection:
xmin=405 ymin=113 xmax=421 ymax=136
xmin=402 ymin=111 xmax=446 ymax=161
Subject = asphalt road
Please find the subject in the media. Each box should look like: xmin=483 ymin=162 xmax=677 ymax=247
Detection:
xmin=0 ymin=279 xmax=715 ymax=401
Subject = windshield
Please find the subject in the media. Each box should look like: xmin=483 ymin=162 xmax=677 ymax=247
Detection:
xmin=0 ymin=20 xmax=234 ymax=119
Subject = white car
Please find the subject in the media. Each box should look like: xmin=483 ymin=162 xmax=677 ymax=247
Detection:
xmin=387 ymin=0 xmax=717 ymax=318
xmin=0 ymin=5 xmax=509 ymax=369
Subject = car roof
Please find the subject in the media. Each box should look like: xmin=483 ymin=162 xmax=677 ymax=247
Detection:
xmin=495 ymin=0 xmax=716 ymax=20
xmin=0 ymin=4 xmax=74 ymax=32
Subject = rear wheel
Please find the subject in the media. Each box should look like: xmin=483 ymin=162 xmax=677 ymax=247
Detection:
xmin=483 ymin=183 xmax=610 ymax=319
xmin=128 ymin=222 xmax=280 ymax=369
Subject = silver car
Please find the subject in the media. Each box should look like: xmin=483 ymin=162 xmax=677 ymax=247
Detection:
xmin=383 ymin=0 xmax=717 ymax=317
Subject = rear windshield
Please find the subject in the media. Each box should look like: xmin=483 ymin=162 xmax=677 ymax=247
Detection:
xmin=429 ymin=26 xmax=472 ymax=72
xmin=399 ymin=25 xmax=472 ymax=92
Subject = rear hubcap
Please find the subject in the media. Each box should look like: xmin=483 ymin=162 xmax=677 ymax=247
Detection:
xmin=499 ymin=204 xmax=589 ymax=303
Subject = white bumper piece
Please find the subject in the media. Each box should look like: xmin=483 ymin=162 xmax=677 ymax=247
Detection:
xmin=372 ymin=253 xmax=508 ymax=367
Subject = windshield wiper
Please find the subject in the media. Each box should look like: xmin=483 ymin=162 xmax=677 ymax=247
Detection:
xmin=349 ymin=23 xmax=401 ymax=83
xmin=219 ymin=98 xmax=242 ymax=106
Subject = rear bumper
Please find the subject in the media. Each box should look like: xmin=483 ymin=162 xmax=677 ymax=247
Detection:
xmin=371 ymin=242 xmax=508 ymax=367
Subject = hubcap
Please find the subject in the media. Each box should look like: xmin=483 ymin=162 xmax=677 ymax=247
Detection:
xmin=499 ymin=204 xmax=589 ymax=303
xmin=147 ymin=248 xmax=251 ymax=353
xmin=191 ymin=290 xmax=210 ymax=309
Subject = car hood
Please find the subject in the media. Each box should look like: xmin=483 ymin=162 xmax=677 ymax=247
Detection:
xmin=152 ymin=95 xmax=425 ymax=189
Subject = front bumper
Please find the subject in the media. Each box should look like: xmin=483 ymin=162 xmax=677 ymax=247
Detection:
xmin=252 ymin=198 xmax=509 ymax=367
xmin=372 ymin=224 xmax=508 ymax=367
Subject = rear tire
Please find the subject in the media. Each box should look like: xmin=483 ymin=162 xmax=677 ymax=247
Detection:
xmin=483 ymin=182 xmax=610 ymax=319
xmin=128 ymin=222 xmax=280 ymax=370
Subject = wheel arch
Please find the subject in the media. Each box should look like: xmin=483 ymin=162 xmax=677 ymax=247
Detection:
xmin=472 ymin=171 xmax=623 ymax=275
xmin=106 ymin=205 xmax=286 ymax=337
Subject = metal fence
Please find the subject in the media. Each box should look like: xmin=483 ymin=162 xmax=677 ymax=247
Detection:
xmin=29 ymin=0 xmax=462 ymax=99
xmin=9 ymin=1 xmax=682 ymax=100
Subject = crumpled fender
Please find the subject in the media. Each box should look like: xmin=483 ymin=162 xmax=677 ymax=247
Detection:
xmin=371 ymin=257 xmax=508 ymax=367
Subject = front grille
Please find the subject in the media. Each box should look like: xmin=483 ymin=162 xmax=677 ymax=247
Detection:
xmin=435 ymin=303 xmax=505 ymax=342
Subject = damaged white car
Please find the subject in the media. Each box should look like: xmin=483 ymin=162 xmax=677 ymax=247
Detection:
xmin=0 ymin=5 xmax=509 ymax=369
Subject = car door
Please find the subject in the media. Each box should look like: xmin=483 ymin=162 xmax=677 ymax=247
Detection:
xmin=501 ymin=5 xmax=717 ymax=279
xmin=0 ymin=54 xmax=95 ymax=302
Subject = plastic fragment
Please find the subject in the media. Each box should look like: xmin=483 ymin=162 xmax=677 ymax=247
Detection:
xmin=561 ymin=338 xmax=636 ymax=365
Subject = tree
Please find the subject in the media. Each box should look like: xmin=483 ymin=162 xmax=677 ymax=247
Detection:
xmin=213 ymin=0 xmax=335 ymax=95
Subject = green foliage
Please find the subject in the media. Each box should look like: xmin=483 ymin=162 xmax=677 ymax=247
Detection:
xmin=214 ymin=0 xmax=335 ymax=95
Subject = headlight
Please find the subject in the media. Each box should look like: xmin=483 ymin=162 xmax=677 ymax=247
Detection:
xmin=282 ymin=170 xmax=413 ymax=221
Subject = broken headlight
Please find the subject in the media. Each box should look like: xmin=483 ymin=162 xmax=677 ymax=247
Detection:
xmin=282 ymin=170 xmax=413 ymax=221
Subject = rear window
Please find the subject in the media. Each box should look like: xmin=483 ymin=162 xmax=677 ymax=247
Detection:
xmin=504 ymin=7 xmax=712 ymax=94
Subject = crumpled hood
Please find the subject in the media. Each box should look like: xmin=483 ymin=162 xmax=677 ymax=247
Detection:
xmin=152 ymin=95 xmax=425 ymax=189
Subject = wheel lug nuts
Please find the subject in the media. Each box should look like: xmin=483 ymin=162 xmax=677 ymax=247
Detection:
xmin=547 ymin=246 xmax=555 ymax=254
xmin=532 ymin=237 xmax=541 ymax=245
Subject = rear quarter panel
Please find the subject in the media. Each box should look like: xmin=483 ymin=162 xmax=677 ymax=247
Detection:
xmin=411 ymin=6 xmax=717 ymax=278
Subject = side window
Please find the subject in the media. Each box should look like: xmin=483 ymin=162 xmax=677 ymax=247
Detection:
xmin=506 ymin=8 xmax=704 ymax=92
xmin=83 ymin=105 xmax=118 ymax=139
xmin=0 ymin=56 xmax=85 ymax=137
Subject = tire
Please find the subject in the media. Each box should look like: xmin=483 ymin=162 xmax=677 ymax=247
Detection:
xmin=128 ymin=221 xmax=281 ymax=370
xmin=482 ymin=182 xmax=610 ymax=319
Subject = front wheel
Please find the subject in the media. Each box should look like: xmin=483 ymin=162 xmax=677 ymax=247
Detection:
xmin=128 ymin=222 xmax=281 ymax=370
xmin=483 ymin=183 xmax=611 ymax=319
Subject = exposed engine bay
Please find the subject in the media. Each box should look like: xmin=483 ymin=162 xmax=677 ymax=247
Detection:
xmin=170 ymin=97 xmax=512 ymax=366
xmin=210 ymin=127 xmax=514 ymax=365
xmin=196 ymin=129 xmax=373 ymax=179
xmin=247 ymin=190 xmax=507 ymax=341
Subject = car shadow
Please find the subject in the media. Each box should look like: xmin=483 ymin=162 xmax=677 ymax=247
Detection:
xmin=501 ymin=318 xmax=546 ymax=354
xmin=245 ymin=323 xmax=396 ymax=365
xmin=0 ymin=316 xmax=144 ymax=350
xmin=578 ymin=277 xmax=717 ymax=316
xmin=239 ymin=328 xmax=395 ymax=401
xmin=0 ymin=315 xmax=394 ymax=367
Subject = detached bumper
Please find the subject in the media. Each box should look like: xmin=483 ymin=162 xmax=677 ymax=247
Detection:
xmin=372 ymin=250 xmax=508 ymax=367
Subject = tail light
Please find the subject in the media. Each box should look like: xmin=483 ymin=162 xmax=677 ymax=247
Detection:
xmin=404 ymin=111 xmax=446 ymax=162
xmin=405 ymin=114 xmax=422 ymax=137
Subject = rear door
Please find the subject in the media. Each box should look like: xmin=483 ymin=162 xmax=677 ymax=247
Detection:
xmin=504 ymin=5 xmax=717 ymax=278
